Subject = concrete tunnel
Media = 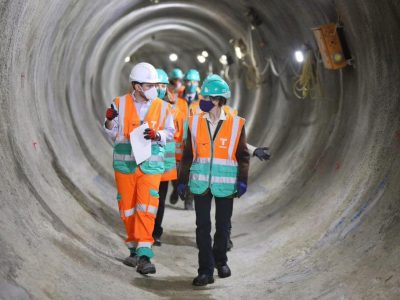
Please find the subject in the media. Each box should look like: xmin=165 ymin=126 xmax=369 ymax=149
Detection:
xmin=0 ymin=0 xmax=399 ymax=299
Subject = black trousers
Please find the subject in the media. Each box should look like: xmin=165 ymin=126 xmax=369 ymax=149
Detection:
xmin=194 ymin=191 xmax=233 ymax=276
xmin=153 ymin=181 xmax=169 ymax=238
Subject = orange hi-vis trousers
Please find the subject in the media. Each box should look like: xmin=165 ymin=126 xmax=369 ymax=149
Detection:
xmin=115 ymin=168 xmax=161 ymax=258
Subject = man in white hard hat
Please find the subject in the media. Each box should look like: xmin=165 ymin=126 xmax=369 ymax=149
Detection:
xmin=104 ymin=62 xmax=175 ymax=275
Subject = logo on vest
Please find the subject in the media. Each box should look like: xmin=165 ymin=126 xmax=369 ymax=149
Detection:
xmin=219 ymin=138 xmax=228 ymax=149
xmin=150 ymin=120 xmax=157 ymax=128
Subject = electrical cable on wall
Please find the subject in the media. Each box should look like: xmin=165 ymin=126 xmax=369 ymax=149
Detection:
xmin=293 ymin=49 xmax=323 ymax=99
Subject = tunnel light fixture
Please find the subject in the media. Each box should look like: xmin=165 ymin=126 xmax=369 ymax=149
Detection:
xmin=219 ymin=55 xmax=228 ymax=65
xmin=124 ymin=56 xmax=130 ymax=63
xmin=295 ymin=50 xmax=304 ymax=63
xmin=169 ymin=53 xmax=178 ymax=62
xmin=197 ymin=55 xmax=206 ymax=64
xmin=235 ymin=46 xmax=244 ymax=59
xmin=230 ymin=38 xmax=247 ymax=60
xmin=202 ymin=51 xmax=209 ymax=58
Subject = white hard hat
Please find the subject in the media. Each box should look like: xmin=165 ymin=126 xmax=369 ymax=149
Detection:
xmin=129 ymin=62 xmax=158 ymax=83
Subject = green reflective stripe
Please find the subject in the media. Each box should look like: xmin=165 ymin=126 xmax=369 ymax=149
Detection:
xmin=175 ymin=148 xmax=183 ymax=154
xmin=113 ymin=161 xmax=137 ymax=174
xmin=114 ymin=142 xmax=132 ymax=155
xmin=116 ymin=193 xmax=122 ymax=202
xmin=165 ymin=141 xmax=176 ymax=153
xmin=183 ymin=119 xmax=189 ymax=141
xmin=164 ymin=157 xmax=176 ymax=172
xmin=164 ymin=153 xmax=176 ymax=159
xmin=150 ymin=189 xmax=159 ymax=197
xmin=211 ymin=183 xmax=236 ymax=198
xmin=136 ymin=246 xmax=154 ymax=258
xmin=212 ymin=164 xmax=238 ymax=177
xmin=164 ymin=164 xmax=176 ymax=171
xmin=190 ymin=163 xmax=210 ymax=175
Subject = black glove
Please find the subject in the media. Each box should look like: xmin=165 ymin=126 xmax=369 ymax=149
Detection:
xmin=253 ymin=147 xmax=271 ymax=161
xmin=143 ymin=128 xmax=161 ymax=141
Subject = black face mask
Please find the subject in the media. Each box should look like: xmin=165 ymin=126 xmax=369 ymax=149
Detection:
xmin=199 ymin=99 xmax=215 ymax=112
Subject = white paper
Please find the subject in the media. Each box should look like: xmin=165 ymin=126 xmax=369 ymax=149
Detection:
xmin=130 ymin=122 xmax=151 ymax=165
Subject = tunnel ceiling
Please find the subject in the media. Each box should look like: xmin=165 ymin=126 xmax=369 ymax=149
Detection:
xmin=0 ymin=0 xmax=399 ymax=299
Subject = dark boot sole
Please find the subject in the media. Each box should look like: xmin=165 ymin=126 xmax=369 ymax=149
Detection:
xmin=218 ymin=272 xmax=231 ymax=278
xmin=137 ymin=265 xmax=156 ymax=275
xmin=192 ymin=277 xmax=215 ymax=286
xmin=123 ymin=256 xmax=138 ymax=268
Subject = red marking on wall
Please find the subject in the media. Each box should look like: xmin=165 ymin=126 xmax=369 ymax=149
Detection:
xmin=335 ymin=162 xmax=341 ymax=171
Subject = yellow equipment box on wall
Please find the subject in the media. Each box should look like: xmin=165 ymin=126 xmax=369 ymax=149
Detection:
xmin=312 ymin=23 xmax=347 ymax=70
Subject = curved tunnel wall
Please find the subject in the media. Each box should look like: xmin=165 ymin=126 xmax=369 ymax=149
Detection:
xmin=0 ymin=0 xmax=399 ymax=299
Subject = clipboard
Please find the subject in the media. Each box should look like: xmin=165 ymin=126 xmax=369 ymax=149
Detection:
xmin=130 ymin=122 xmax=152 ymax=165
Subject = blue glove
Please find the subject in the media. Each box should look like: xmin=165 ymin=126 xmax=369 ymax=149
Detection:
xmin=177 ymin=183 xmax=187 ymax=200
xmin=237 ymin=181 xmax=247 ymax=198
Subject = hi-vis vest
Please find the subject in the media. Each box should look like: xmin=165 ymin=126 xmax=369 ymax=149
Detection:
xmin=113 ymin=94 xmax=168 ymax=175
xmin=189 ymin=102 xmax=238 ymax=117
xmin=160 ymin=93 xmax=189 ymax=181
xmin=188 ymin=112 xmax=245 ymax=197
xmin=175 ymin=96 xmax=189 ymax=161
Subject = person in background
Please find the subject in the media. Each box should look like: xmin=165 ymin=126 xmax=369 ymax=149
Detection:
xmin=152 ymin=68 xmax=188 ymax=246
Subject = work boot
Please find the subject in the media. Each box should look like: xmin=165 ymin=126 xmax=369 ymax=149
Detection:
xmin=184 ymin=198 xmax=194 ymax=210
xmin=169 ymin=188 xmax=179 ymax=205
xmin=123 ymin=253 xmax=139 ymax=268
xmin=136 ymin=256 xmax=156 ymax=275
xmin=192 ymin=274 xmax=214 ymax=286
xmin=153 ymin=236 xmax=162 ymax=247
xmin=216 ymin=263 xmax=231 ymax=278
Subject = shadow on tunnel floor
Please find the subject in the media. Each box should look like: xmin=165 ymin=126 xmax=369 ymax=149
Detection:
xmin=132 ymin=276 xmax=219 ymax=299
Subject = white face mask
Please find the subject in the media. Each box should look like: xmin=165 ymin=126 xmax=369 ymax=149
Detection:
xmin=175 ymin=81 xmax=182 ymax=90
xmin=141 ymin=86 xmax=158 ymax=101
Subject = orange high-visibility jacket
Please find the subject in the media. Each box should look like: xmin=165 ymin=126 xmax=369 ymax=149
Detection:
xmin=174 ymin=96 xmax=189 ymax=161
xmin=188 ymin=111 xmax=245 ymax=197
xmin=160 ymin=91 xmax=189 ymax=181
xmin=113 ymin=94 xmax=168 ymax=175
